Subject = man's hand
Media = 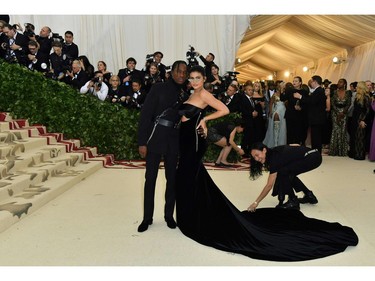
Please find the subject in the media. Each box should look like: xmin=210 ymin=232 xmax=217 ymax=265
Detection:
xmin=139 ymin=146 xmax=147 ymax=158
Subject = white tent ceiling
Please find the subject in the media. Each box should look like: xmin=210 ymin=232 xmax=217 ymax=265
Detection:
xmin=235 ymin=15 xmax=375 ymax=83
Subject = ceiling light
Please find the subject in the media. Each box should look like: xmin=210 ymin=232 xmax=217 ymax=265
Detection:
xmin=303 ymin=66 xmax=309 ymax=72
xmin=332 ymin=56 xmax=345 ymax=64
xmin=284 ymin=71 xmax=290 ymax=77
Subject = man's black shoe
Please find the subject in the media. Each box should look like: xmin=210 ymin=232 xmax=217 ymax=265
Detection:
xmin=165 ymin=218 xmax=177 ymax=229
xmin=298 ymin=191 xmax=318 ymax=204
xmin=276 ymin=197 xmax=300 ymax=210
xmin=137 ymin=219 xmax=153 ymax=232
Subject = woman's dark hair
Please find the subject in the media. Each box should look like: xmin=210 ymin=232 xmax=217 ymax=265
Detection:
xmin=339 ymin=78 xmax=347 ymax=90
xmin=211 ymin=63 xmax=219 ymax=71
xmin=126 ymin=57 xmax=137 ymax=65
xmin=294 ymin=76 xmax=302 ymax=83
xmin=78 ymin=55 xmax=90 ymax=66
xmin=249 ymin=142 xmax=269 ymax=180
xmin=188 ymin=65 xmax=206 ymax=77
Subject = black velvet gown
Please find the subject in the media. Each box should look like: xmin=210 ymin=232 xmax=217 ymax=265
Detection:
xmin=175 ymin=104 xmax=358 ymax=262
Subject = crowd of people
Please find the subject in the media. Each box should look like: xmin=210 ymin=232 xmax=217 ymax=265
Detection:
xmin=1 ymin=19 xmax=375 ymax=164
xmin=1 ymin=17 xmax=363 ymax=262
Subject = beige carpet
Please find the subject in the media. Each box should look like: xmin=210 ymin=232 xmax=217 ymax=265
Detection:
xmin=0 ymin=156 xmax=374 ymax=276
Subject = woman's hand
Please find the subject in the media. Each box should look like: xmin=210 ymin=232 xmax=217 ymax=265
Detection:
xmin=359 ymin=120 xmax=367 ymax=129
xmin=196 ymin=119 xmax=207 ymax=138
xmin=247 ymin=201 xmax=258 ymax=212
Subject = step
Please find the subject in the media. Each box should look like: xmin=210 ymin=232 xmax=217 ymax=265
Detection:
xmin=0 ymin=122 xmax=11 ymax=132
xmin=0 ymin=152 xmax=88 ymax=200
xmin=0 ymin=160 xmax=103 ymax=233
xmin=0 ymin=113 xmax=108 ymax=235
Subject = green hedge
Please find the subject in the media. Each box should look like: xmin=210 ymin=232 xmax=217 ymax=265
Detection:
xmin=0 ymin=60 xmax=241 ymax=162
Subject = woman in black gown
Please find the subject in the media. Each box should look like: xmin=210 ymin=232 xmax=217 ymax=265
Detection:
xmin=176 ymin=66 xmax=358 ymax=262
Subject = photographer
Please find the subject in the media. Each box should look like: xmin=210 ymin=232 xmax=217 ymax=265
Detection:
xmin=197 ymin=51 xmax=216 ymax=77
xmin=32 ymin=26 xmax=53 ymax=57
xmin=143 ymin=61 xmax=164 ymax=93
xmin=26 ymin=40 xmax=50 ymax=73
xmin=186 ymin=45 xmax=199 ymax=68
xmin=118 ymin=57 xmax=144 ymax=93
xmin=64 ymin=59 xmax=89 ymax=90
xmin=206 ymin=63 xmax=225 ymax=98
xmin=0 ymin=20 xmax=7 ymax=60
xmin=80 ymin=71 xmax=109 ymax=101
xmin=122 ymin=79 xmax=146 ymax=109
xmin=144 ymin=51 xmax=167 ymax=80
xmin=49 ymin=41 xmax=71 ymax=80
xmin=106 ymin=75 xmax=128 ymax=105
xmin=62 ymin=31 xmax=79 ymax=63
xmin=2 ymin=23 xmax=28 ymax=65
xmin=23 ymin=23 xmax=36 ymax=39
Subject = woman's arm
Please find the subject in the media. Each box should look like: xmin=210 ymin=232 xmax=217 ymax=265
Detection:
xmin=197 ymin=91 xmax=230 ymax=135
xmin=247 ymin=172 xmax=277 ymax=212
xmin=228 ymin=128 xmax=244 ymax=155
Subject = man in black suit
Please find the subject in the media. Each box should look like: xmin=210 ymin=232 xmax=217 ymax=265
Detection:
xmin=2 ymin=23 xmax=28 ymax=66
xmin=26 ymin=40 xmax=50 ymax=73
xmin=33 ymin=26 xmax=52 ymax=57
xmin=137 ymin=60 xmax=188 ymax=232
xmin=64 ymin=59 xmax=89 ymax=90
xmin=217 ymin=84 xmax=240 ymax=112
xmin=117 ymin=57 xmax=144 ymax=94
xmin=197 ymin=51 xmax=215 ymax=78
xmin=0 ymin=20 xmax=8 ymax=60
xmin=294 ymin=75 xmax=326 ymax=153
xmin=237 ymin=83 xmax=258 ymax=157
xmin=281 ymin=76 xmax=309 ymax=145
xmin=62 ymin=30 xmax=79 ymax=64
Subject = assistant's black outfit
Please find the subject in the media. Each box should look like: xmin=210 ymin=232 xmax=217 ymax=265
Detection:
xmin=176 ymin=104 xmax=358 ymax=262
xmin=267 ymin=145 xmax=321 ymax=201
xmin=138 ymin=79 xmax=187 ymax=222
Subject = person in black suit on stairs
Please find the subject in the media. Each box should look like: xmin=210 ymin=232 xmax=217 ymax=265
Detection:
xmin=137 ymin=60 xmax=188 ymax=232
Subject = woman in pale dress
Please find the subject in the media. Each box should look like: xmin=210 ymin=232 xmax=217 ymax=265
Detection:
xmin=263 ymin=82 xmax=287 ymax=147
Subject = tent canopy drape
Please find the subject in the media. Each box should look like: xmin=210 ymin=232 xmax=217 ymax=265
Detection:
xmin=235 ymin=15 xmax=375 ymax=83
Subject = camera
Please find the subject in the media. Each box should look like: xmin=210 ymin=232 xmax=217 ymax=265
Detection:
xmin=146 ymin=54 xmax=154 ymax=63
xmin=223 ymin=71 xmax=240 ymax=89
xmin=23 ymin=23 xmax=35 ymax=38
xmin=165 ymin=65 xmax=172 ymax=72
xmin=1 ymin=42 xmax=8 ymax=50
xmin=92 ymin=77 xmax=102 ymax=88
xmin=51 ymin=33 xmax=64 ymax=44
xmin=186 ymin=45 xmax=199 ymax=67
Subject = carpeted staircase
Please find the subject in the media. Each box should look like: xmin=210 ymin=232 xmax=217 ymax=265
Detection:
xmin=0 ymin=112 xmax=113 ymax=233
